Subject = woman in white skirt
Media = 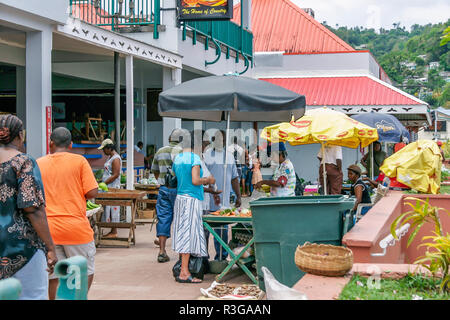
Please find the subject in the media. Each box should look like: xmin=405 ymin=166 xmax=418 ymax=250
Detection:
xmin=172 ymin=130 xmax=215 ymax=283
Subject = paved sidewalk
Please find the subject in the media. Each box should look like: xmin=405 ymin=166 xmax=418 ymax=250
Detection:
xmin=88 ymin=223 xmax=253 ymax=300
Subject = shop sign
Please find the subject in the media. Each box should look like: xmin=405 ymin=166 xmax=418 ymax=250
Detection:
xmin=178 ymin=0 xmax=233 ymax=21
xmin=46 ymin=106 xmax=52 ymax=154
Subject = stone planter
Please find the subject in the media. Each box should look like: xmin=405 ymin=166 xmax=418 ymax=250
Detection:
xmin=292 ymin=263 xmax=434 ymax=300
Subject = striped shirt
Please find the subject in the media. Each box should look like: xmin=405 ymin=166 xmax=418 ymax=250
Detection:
xmin=151 ymin=142 xmax=182 ymax=185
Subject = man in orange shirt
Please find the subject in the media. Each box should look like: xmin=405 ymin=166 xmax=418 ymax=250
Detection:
xmin=37 ymin=127 xmax=98 ymax=300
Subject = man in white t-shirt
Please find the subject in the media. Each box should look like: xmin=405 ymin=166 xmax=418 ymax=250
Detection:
xmin=317 ymin=145 xmax=343 ymax=195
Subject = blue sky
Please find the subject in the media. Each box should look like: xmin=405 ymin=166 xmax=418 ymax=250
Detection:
xmin=290 ymin=0 xmax=450 ymax=30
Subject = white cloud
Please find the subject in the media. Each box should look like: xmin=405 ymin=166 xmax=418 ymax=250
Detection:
xmin=290 ymin=0 xmax=450 ymax=30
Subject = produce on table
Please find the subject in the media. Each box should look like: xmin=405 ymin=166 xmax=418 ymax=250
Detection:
xmin=98 ymin=182 xmax=108 ymax=191
xmin=210 ymin=208 xmax=252 ymax=217
xmin=139 ymin=177 xmax=159 ymax=185
xmin=86 ymin=200 xmax=100 ymax=210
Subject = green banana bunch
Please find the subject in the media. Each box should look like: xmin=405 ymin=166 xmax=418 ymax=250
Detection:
xmin=98 ymin=182 xmax=108 ymax=191
xmin=86 ymin=200 xmax=100 ymax=210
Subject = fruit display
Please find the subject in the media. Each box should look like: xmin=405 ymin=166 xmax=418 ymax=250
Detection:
xmin=139 ymin=177 xmax=159 ymax=185
xmin=86 ymin=200 xmax=100 ymax=210
xmin=98 ymin=182 xmax=108 ymax=191
xmin=210 ymin=208 xmax=252 ymax=217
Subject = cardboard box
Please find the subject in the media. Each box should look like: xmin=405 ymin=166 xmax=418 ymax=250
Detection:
xmin=137 ymin=209 xmax=155 ymax=219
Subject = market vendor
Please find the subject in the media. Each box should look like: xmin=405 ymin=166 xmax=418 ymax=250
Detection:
xmin=360 ymin=141 xmax=387 ymax=179
xmin=255 ymin=142 xmax=296 ymax=197
xmin=347 ymin=164 xmax=372 ymax=215
xmin=98 ymin=139 xmax=122 ymax=238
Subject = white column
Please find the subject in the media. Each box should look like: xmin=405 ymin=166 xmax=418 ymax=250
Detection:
xmin=25 ymin=28 xmax=52 ymax=159
xmin=126 ymin=55 xmax=134 ymax=190
xmin=162 ymin=67 xmax=182 ymax=144
xmin=16 ymin=66 xmax=26 ymax=126
xmin=125 ymin=55 xmax=134 ymax=222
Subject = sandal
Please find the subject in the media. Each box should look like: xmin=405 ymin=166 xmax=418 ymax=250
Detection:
xmin=175 ymin=276 xmax=202 ymax=284
xmin=157 ymin=253 xmax=170 ymax=263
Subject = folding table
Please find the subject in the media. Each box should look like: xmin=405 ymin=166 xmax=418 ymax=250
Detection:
xmin=202 ymin=215 xmax=257 ymax=284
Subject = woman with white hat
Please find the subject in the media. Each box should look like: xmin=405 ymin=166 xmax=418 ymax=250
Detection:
xmin=98 ymin=139 xmax=122 ymax=238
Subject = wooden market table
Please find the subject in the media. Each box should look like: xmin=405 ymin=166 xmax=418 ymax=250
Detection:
xmin=202 ymin=215 xmax=257 ymax=285
xmin=95 ymin=189 xmax=146 ymax=247
xmin=134 ymin=184 xmax=160 ymax=224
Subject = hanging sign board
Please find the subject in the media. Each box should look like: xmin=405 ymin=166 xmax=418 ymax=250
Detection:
xmin=178 ymin=0 xmax=233 ymax=21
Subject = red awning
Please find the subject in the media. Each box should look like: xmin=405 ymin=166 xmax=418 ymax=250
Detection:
xmin=261 ymin=76 xmax=422 ymax=106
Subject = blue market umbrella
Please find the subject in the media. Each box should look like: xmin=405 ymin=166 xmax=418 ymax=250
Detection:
xmin=351 ymin=113 xmax=410 ymax=143
xmin=351 ymin=112 xmax=410 ymax=179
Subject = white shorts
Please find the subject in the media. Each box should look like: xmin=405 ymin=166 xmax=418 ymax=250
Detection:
xmin=48 ymin=241 xmax=96 ymax=280
xmin=12 ymin=249 xmax=48 ymax=300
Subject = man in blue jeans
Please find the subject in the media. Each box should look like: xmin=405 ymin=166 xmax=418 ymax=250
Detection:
xmin=151 ymin=130 xmax=183 ymax=263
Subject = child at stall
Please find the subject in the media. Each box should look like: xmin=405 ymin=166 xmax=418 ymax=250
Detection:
xmin=251 ymin=150 xmax=263 ymax=190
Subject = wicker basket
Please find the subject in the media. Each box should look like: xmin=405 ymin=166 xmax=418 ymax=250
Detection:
xmin=294 ymin=242 xmax=353 ymax=277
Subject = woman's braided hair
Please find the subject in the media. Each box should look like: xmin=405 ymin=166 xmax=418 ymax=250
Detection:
xmin=0 ymin=114 xmax=23 ymax=145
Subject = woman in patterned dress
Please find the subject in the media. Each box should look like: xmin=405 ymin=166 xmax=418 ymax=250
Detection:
xmin=0 ymin=114 xmax=57 ymax=299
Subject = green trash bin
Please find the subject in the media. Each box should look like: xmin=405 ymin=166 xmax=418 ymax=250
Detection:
xmin=250 ymin=195 xmax=354 ymax=291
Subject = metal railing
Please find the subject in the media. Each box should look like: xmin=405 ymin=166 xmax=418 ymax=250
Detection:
xmin=183 ymin=20 xmax=253 ymax=72
xmin=69 ymin=1 xmax=253 ymax=72
xmin=69 ymin=0 xmax=160 ymax=35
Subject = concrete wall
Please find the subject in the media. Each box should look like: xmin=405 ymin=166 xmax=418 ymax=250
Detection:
xmin=0 ymin=0 xmax=69 ymax=25
xmin=251 ymin=51 xmax=380 ymax=79
xmin=343 ymin=192 xmax=450 ymax=264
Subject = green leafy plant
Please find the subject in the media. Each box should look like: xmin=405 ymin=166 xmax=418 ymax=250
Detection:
xmin=415 ymin=233 xmax=450 ymax=291
xmin=391 ymin=197 xmax=450 ymax=291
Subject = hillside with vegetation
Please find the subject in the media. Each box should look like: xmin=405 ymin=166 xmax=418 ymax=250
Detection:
xmin=324 ymin=20 xmax=450 ymax=108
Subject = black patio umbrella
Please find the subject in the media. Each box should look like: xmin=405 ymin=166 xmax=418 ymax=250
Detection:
xmin=158 ymin=74 xmax=306 ymax=121
xmin=158 ymin=74 xmax=306 ymax=205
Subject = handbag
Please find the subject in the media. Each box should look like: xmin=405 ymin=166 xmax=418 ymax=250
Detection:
xmin=164 ymin=166 xmax=177 ymax=188
xmin=172 ymin=255 xmax=206 ymax=280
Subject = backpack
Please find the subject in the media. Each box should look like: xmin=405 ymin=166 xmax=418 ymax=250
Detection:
xmin=164 ymin=147 xmax=180 ymax=188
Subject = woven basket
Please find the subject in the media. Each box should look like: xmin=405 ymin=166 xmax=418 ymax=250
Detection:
xmin=295 ymin=242 xmax=353 ymax=277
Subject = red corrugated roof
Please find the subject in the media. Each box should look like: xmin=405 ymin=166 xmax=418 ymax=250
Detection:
xmin=233 ymin=0 xmax=354 ymax=53
xmin=262 ymin=76 xmax=422 ymax=106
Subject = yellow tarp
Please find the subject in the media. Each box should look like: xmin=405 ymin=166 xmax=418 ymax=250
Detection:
xmin=379 ymin=140 xmax=443 ymax=194
xmin=261 ymin=107 xmax=379 ymax=148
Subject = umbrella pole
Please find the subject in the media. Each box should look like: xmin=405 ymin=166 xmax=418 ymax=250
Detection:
xmin=322 ymin=143 xmax=327 ymax=195
xmin=223 ymin=111 xmax=231 ymax=207
xmin=370 ymin=144 xmax=374 ymax=180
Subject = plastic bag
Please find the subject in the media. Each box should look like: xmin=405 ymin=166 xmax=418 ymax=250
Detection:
xmin=172 ymin=256 xmax=206 ymax=280
xmin=261 ymin=266 xmax=308 ymax=300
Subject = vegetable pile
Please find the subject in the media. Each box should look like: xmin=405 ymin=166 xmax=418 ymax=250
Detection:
xmin=210 ymin=208 xmax=252 ymax=217
xmin=86 ymin=200 xmax=100 ymax=211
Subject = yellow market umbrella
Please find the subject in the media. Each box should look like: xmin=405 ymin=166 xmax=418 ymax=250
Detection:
xmin=261 ymin=107 xmax=379 ymax=194
xmin=379 ymin=140 xmax=442 ymax=194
